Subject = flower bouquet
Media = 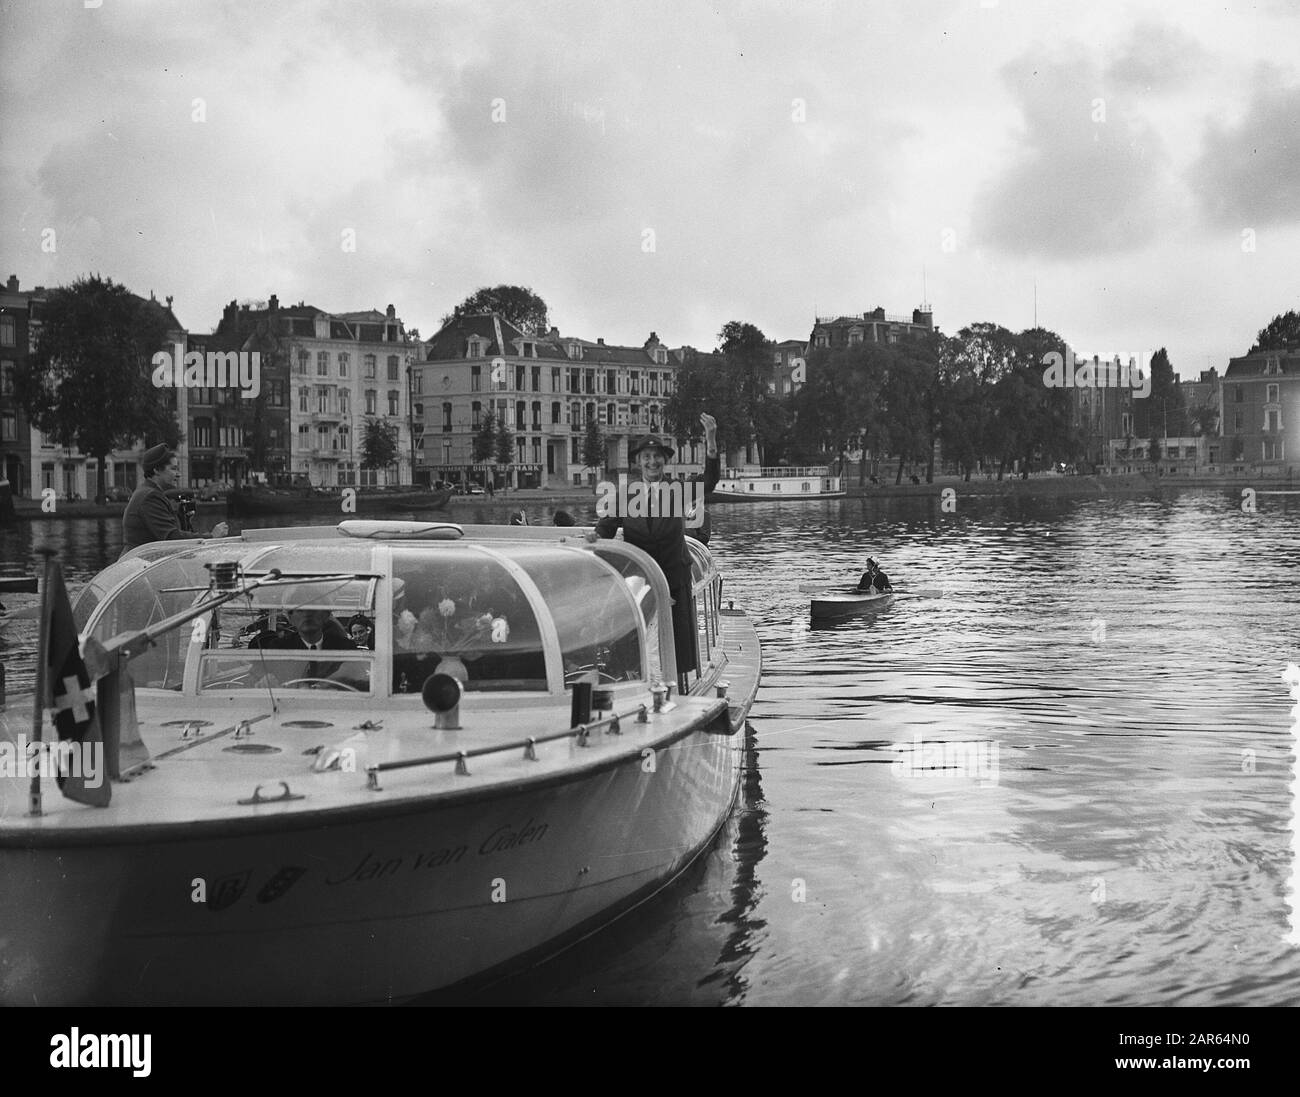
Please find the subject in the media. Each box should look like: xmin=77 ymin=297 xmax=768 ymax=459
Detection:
xmin=395 ymin=599 xmax=510 ymax=684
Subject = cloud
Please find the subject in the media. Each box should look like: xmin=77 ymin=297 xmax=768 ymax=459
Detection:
xmin=1188 ymin=72 xmax=1300 ymax=228
xmin=1105 ymin=21 xmax=1212 ymax=92
xmin=971 ymin=51 xmax=1178 ymax=259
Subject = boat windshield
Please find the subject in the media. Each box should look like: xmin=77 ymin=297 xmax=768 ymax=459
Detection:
xmin=495 ymin=545 xmax=646 ymax=687
xmin=390 ymin=547 xmax=548 ymax=693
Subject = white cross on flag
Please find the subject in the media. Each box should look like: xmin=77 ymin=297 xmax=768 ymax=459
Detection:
xmin=43 ymin=561 xmax=110 ymax=807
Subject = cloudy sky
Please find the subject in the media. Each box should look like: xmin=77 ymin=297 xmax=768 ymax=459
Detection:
xmin=2 ymin=0 xmax=1297 ymax=377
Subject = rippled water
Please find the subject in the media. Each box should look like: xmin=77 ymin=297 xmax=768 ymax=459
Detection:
xmin=3 ymin=490 xmax=1298 ymax=1006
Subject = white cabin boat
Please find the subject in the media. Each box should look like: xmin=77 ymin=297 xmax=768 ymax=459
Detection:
xmin=0 ymin=522 xmax=761 ymax=1005
xmin=708 ymin=465 xmax=845 ymax=501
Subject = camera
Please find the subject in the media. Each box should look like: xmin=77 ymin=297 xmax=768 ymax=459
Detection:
xmin=175 ymin=491 xmax=198 ymax=533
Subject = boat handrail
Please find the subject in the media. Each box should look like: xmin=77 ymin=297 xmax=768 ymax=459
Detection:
xmin=364 ymin=701 xmax=652 ymax=787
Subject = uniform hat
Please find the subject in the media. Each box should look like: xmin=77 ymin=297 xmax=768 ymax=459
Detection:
xmin=628 ymin=434 xmax=675 ymax=460
xmin=142 ymin=444 xmax=174 ymax=474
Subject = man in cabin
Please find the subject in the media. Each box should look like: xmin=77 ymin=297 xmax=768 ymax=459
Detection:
xmin=590 ymin=413 xmax=720 ymax=688
xmin=858 ymin=558 xmax=892 ymax=593
xmin=120 ymin=445 xmax=228 ymax=558
xmin=251 ymin=607 xmax=356 ymax=683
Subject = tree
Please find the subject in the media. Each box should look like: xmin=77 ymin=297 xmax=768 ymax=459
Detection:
xmin=1249 ymin=310 xmax=1300 ymax=353
xmin=359 ymin=418 xmax=399 ymax=476
xmin=581 ymin=417 xmax=605 ymax=475
xmin=494 ymin=419 xmax=515 ymax=486
xmin=718 ymin=321 xmax=773 ymax=461
xmin=444 ymin=285 xmax=549 ymax=335
xmin=472 ymin=410 xmax=498 ymax=464
xmin=14 ymin=275 xmax=178 ymax=502
xmin=1136 ymin=348 xmax=1187 ymax=439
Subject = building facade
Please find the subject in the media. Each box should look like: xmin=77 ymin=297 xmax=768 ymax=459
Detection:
xmin=769 ymin=338 xmax=808 ymax=396
xmin=1222 ymin=346 xmax=1298 ymax=473
xmin=204 ymin=296 xmax=416 ymax=488
xmin=0 ymin=275 xmax=37 ymax=495
xmin=415 ymin=314 xmax=707 ymax=489
xmin=809 ymin=306 xmax=935 ymax=352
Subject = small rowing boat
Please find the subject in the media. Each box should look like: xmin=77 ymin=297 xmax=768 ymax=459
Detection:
xmin=810 ymin=587 xmax=894 ymax=620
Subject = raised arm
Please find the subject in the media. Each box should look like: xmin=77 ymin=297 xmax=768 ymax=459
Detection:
xmin=700 ymin=412 xmax=721 ymax=495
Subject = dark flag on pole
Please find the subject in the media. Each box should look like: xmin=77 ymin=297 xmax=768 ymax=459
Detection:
xmin=42 ymin=562 xmax=110 ymax=807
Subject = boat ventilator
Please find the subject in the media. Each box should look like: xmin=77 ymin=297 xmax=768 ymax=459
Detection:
xmin=238 ymin=780 xmax=305 ymax=806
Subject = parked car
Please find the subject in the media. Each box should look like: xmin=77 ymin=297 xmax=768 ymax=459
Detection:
xmin=105 ymin=485 xmax=132 ymax=503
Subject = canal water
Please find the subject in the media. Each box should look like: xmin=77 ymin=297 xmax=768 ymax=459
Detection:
xmin=2 ymin=490 xmax=1298 ymax=1006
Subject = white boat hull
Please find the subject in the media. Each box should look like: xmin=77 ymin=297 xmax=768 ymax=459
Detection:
xmin=1 ymin=723 xmax=742 ymax=1005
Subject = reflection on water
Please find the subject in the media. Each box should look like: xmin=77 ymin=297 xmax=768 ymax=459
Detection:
xmin=2 ymin=489 xmax=1299 ymax=1005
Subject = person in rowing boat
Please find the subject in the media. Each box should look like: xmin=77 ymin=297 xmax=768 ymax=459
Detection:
xmin=858 ymin=558 xmax=892 ymax=593
xmin=590 ymin=413 xmax=720 ymax=690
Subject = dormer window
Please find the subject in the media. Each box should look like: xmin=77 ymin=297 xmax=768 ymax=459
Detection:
xmin=655 ymin=348 xmax=667 ymax=365
xmin=1264 ymin=357 xmax=1281 ymax=375
xmin=568 ymin=343 xmax=583 ymax=360
xmin=467 ymin=338 xmax=484 ymax=358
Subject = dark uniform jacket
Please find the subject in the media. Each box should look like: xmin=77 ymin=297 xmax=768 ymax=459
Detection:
xmin=595 ymin=455 xmax=720 ymax=681
xmin=120 ymin=479 xmax=186 ymax=558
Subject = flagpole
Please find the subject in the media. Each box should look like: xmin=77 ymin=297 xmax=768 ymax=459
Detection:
xmin=29 ymin=546 xmax=57 ymax=817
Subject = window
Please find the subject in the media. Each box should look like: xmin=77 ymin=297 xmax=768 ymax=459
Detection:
xmin=585 ymin=369 xmax=595 ymax=395
xmin=268 ymin=380 xmax=285 ymax=407
xmin=317 ymin=351 xmax=329 ymax=376
xmin=606 ymin=403 xmax=615 ymax=426
xmin=1234 ymin=385 xmax=1244 ymax=403
xmin=472 ymin=401 xmax=482 ymax=430
xmin=655 ymin=348 xmax=667 ymax=365
xmin=815 ymin=334 xmax=827 ymax=348
xmin=516 ymin=365 xmax=526 ymax=390
xmin=412 ymin=372 xmax=423 ymax=396
xmin=467 ymin=339 xmax=484 ymax=358
xmin=551 ymin=367 xmax=561 ymax=392
xmin=1265 ymin=409 xmax=1281 ymax=432
xmin=648 ymin=372 xmax=658 ymax=396
xmin=0 ymin=315 xmax=14 ymax=346
xmin=443 ymin=402 xmax=452 ymax=431
xmin=630 ymin=404 xmax=640 ymax=424
xmin=365 ymin=390 xmax=377 ymax=415
xmin=364 ymin=354 xmax=376 ymax=379
xmin=531 ymin=365 xmax=541 ymax=392
xmin=567 ymin=343 xmax=582 ymax=360
xmin=1 ymin=411 xmax=15 ymax=441
xmin=339 ymin=389 xmax=350 ymax=415
xmin=388 ymin=390 xmax=400 ymax=416
xmin=606 ymin=369 xmax=616 ymax=395
xmin=551 ymin=401 xmax=561 ymax=425
xmin=194 ymin=419 xmax=212 ymax=447
xmin=1263 ymin=439 xmax=1283 ymax=461
xmin=338 ymin=352 xmax=349 ymax=378
xmin=1234 ymin=411 xmax=1243 ymax=430
xmin=0 ymin=361 xmax=14 ymax=395
xmin=1267 ymin=383 xmax=1280 ymax=403
xmin=299 ymin=387 xmax=309 ymax=413
xmin=1264 ymin=357 xmax=1282 ymax=376
xmin=296 ymin=350 xmax=309 ymax=374
xmin=570 ymin=402 xmax=581 ymax=428
xmin=316 ymin=388 xmax=329 ymax=413
xmin=585 ymin=402 xmax=596 ymax=426
xmin=471 ymin=365 xmax=482 ymax=392
xmin=317 ymin=425 xmax=330 ymax=451
xmin=516 ymin=401 xmax=526 ymax=430
xmin=531 ymin=401 xmax=541 ymax=429
xmin=387 ymin=356 xmax=399 ymax=381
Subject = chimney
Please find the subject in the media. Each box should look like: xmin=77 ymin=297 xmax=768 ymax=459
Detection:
xmin=644 ymin=331 xmax=659 ymax=348
xmin=269 ymin=294 xmax=279 ymax=311
xmin=549 ymin=326 xmax=559 ymax=338
xmin=223 ymin=300 xmax=238 ymax=327
xmin=6 ymin=275 xmax=17 ymax=292
xmin=386 ymin=304 xmax=395 ymax=319
xmin=166 ymin=295 xmax=173 ymax=309
xmin=597 ymin=337 xmax=605 ymax=346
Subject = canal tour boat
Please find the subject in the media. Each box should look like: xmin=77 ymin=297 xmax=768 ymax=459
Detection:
xmin=0 ymin=521 xmax=761 ymax=1006
xmin=707 ymin=465 xmax=845 ymax=502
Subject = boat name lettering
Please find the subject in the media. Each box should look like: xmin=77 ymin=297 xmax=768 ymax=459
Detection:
xmin=326 ymin=845 xmax=467 ymax=885
xmin=478 ymin=818 xmax=549 ymax=856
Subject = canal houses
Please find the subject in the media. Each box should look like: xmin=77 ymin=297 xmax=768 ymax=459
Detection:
xmin=413 ymin=314 xmax=711 ymax=490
